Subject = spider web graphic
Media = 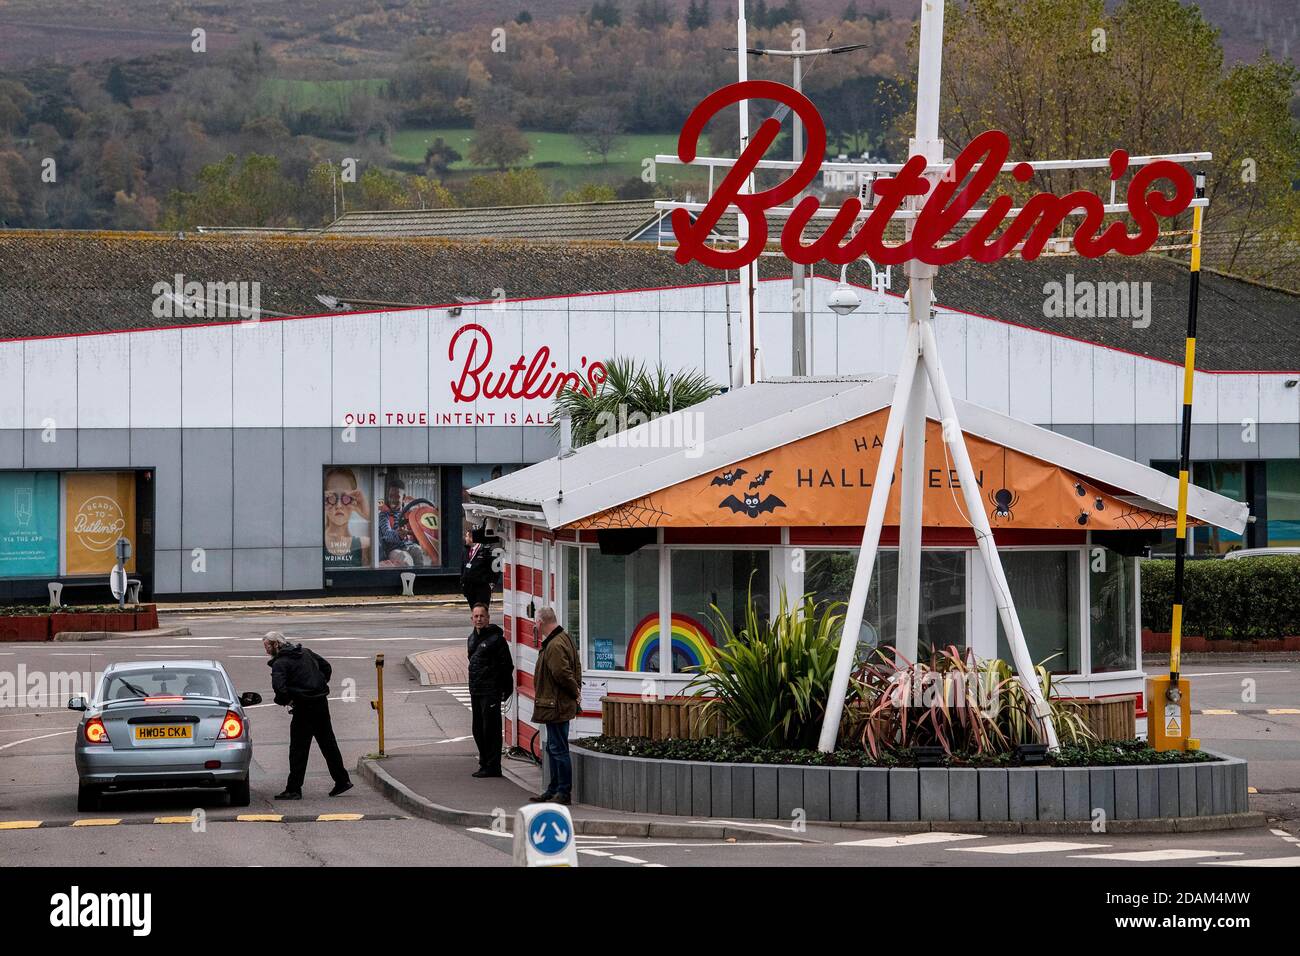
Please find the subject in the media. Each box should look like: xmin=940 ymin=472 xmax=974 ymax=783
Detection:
xmin=583 ymin=497 xmax=672 ymax=529
xmin=1115 ymin=505 xmax=1178 ymax=531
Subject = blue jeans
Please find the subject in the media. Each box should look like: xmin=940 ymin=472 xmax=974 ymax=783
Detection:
xmin=544 ymin=721 xmax=572 ymax=796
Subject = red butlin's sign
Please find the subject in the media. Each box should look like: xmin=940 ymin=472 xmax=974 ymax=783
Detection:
xmin=671 ymin=80 xmax=1196 ymax=270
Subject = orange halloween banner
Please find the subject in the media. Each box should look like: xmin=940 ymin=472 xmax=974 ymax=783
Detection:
xmin=569 ymin=412 xmax=1178 ymax=533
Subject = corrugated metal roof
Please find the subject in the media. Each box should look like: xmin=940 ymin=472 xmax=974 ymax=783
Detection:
xmin=323 ymin=200 xmax=660 ymax=240
xmin=467 ymin=376 xmax=1249 ymax=534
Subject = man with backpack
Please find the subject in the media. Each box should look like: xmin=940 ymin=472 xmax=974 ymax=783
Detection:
xmin=263 ymin=631 xmax=353 ymax=799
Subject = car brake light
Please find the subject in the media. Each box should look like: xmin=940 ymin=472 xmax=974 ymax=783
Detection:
xmin=218 ymin=711 xmax=243 ymax=740
xmin=84 ymin=718 xmax=110 ymax=744
xmin=144 ymin=696 xmax=184 ymax=703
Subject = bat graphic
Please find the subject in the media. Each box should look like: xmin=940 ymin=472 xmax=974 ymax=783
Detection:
xmin=747 ymin=469 xmax=774 ymax=490
xmin=719 ymin=493 xmax=786 ymax=518
xmin=710 ymin=468 xmax=748 ymax=487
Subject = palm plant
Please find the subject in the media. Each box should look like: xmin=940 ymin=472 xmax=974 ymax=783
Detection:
xmin=686 ymin=591 xmax=844 ymax=750
xmin=551 ymin=357 xmax=720 ymax=448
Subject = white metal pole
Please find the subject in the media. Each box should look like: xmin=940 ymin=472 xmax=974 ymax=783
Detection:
xmin=918 ymin=322 xmax=1059 ymax=747
xmin=735 ymin=1 xmax=757 ymax=387
xmin=894 ymin=0 xmax=947 ymax=665
xmin=791 ymin=53 xmax=806 ymax=376
xmin=816 ymin=322 xmax=923 ymax=752
xmin=894 ymin=315 xmax=927 ymax=665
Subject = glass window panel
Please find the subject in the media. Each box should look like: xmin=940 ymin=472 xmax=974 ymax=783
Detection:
xmin=997 ymin=550 xmax=1082 ymax=673
xmin=803 ymin=549 xmax=965 ymax=654
xmin=669 ymin=550 xmax=770 ymax=672
xmin=1089 ymin=549 xmax=1136 ymax=673
xmin=1266 ymin=460 xmax=1300 ymax=547
xmin=564 ymin=546 xmax=581 ymax=647
xmin=585 ymin=548 xmax=658 ymax=672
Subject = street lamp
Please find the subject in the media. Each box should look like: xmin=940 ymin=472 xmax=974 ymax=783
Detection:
xmin=731 ymin=40 xmax=869 ymax=374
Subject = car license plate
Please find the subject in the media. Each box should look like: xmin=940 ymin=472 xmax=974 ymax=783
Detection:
xmin=134 ymin=725 xmax=193 ymax=740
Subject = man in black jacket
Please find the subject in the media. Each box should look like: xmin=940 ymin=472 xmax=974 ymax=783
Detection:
xmin=263 ymin=631 xmax=353 ymax=799
xmin=466 ymin=603 xmax=514 ymax=778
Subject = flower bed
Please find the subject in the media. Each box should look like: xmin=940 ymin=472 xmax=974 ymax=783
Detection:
xmin=576 ymin=735 xmax=1216 ymax=768
xmin=0 ymin=605 xmax=157 ymax=641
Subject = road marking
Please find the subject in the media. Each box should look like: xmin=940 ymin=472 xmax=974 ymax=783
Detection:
xmin=0 ymin=730 xmax=74 ymax=751
xmin=236 ymin=814 xmax=284 ymax=822
xmin=154 ymin=816 xmax=197 ymax=824
xmin=1267 ymin=708 xmax=1300 ymax=715
xmin=1072 ymin=849 xmax=1242 ymax=862
xmin=643 ymin=863 xmax=668 ymax=867
xmin=609 ymin=854 xmax=647 ymax=864
xmin=837 ymin=832 xmax=985 ymax=848
xmin=578 ymin=848 xmax=612 ymax=857
xmin=71 ymin=818 xmax=121 ymax=827
xmin=434 ymin=735 xmax=474 ymax=743
xmin=1204 ymin=857 xmax=1300 ymax=867
xmin=1185 ymin=670 xmax=1291 ymax=678
xmin=316 ymin=813 xmax=364 ymax=822
xmin=951 ymin=841 xmax=1107 ymax=854
xmin=0 ymin=813 xmax=407 ymax=832
xmin=1199 ymin=709 xmax=1237 ymax=715
xmin=0 ymin=820 xmax=42 ymax=830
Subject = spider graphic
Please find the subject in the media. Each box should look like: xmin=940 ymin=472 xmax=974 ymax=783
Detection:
xmin=989 ymin=487 xmax=1018 ymax=521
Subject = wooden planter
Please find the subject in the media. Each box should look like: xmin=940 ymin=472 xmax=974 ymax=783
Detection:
xmin=51 ymin=612 xmax=108 ymax=635
xmin=1073 ymin=695 xmax=1137 ymax=742
xmin=101 ymin=612 xmax=138 ymax=633
xmin=601 ymin=696 xmax=727 ymax=740
xmin=134 ymin=605 xmax=159 ymax=631
xmin=0 ymin=615 xmax=51 ymax=642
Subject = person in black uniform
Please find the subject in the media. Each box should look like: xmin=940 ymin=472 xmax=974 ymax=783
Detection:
xmin=460 ymin=528 xmax=496 ymax=608
xmin=263 ymin=631 xmax=353 ymax=799
xmin=467 ymin=603 xmax=514 ymax=778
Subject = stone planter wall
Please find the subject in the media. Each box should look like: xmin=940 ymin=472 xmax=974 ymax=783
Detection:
xmin=570 ymin=744 xmax=1248 ymax=824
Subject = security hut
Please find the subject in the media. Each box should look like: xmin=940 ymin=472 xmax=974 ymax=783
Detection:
xmin=465 ymin=377 xmax=1248 ymax=753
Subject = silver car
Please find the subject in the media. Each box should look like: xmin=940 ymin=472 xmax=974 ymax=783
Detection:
xmin=69 ymin=660 xmax=261 ymax=812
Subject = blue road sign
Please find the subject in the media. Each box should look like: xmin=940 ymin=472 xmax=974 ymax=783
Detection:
xmin=528 ymin=809 xmax=572 ymax=856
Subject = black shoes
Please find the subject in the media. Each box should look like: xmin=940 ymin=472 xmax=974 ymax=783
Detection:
xmin=275 ymin=790 xmax=302 ymax=800
xmin=528 ymin=792 xmax=570 ymax=805
xmin=472 ymin=769 xmax=503 ymax=778
xmin=329 ymin=781 xmax=354 ymax=797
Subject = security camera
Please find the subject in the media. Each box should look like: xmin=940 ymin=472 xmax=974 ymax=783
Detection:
xmin=827 ymin=284 xmax=862 ymax=316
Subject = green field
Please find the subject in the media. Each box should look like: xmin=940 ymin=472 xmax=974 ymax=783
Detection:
xmin=255 ymin=78 xmax=389 ymax=124
xmin=389 ymin=127 xmax=682 ymax=182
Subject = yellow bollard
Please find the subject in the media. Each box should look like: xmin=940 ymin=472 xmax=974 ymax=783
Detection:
xmin=369 ymin=654 xmax=386 ymax=757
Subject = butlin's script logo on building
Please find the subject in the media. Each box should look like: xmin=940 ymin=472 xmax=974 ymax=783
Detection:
xmin=72 ymin=496 xmax=126 ymax=552
xmin=150 ymin=273 xmax=261 ymax=320
xmin=444 ymin=323 xmax=606 ymax=425
xmin=671 ymin=81 xmax=1196 ymax=270
xmin=50 ymin=886 xmax=152 ymax=937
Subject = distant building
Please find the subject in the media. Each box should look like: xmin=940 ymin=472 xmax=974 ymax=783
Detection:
xmin=822 ymin=153 xmax=880 ymax=194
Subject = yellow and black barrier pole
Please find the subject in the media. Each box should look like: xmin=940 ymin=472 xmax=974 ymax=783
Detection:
xmin=1149 ymin=173 xmax=1205 ymax=752
xmin=370 ymin=654 xmax=386 ymax=757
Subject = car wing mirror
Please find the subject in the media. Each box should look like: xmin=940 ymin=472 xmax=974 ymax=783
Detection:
xmin=240 ymin=692 xmax=262 ymax=707
xmin=67 ymin=696 xmax=87 ymax=711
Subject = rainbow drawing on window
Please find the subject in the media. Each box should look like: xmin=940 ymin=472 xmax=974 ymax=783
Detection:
xmin=625 ymin=612 xmax=715 ymax=673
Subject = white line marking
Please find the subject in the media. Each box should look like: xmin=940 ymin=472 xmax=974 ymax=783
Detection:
xmin=951 ymin=841 xmax=1107 ymax=854
xmin=838 ymin=832 xmax=985 ymax=847
xmin=609 ymin=855 xmax=647 ymax=864
xmin=1071 ymin=849 xmax=1242 ymax=862
xmin=1184 ymin=669 xmax=1291 ymax=678
xmin=578 ymin=849 xmax=612 ymax=857
xmin=0 ymin=730 xmax=74 ymax=750
xmin=1203 ymin=857 xmax=1300 ymax=867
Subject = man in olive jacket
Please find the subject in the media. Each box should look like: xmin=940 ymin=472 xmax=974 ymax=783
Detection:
xmin=528 ymin=607 xmax=581 ymax=805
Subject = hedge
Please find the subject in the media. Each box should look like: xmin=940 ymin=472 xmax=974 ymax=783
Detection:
xmin=1141 ymin=556 xmax=1300 ymax=639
